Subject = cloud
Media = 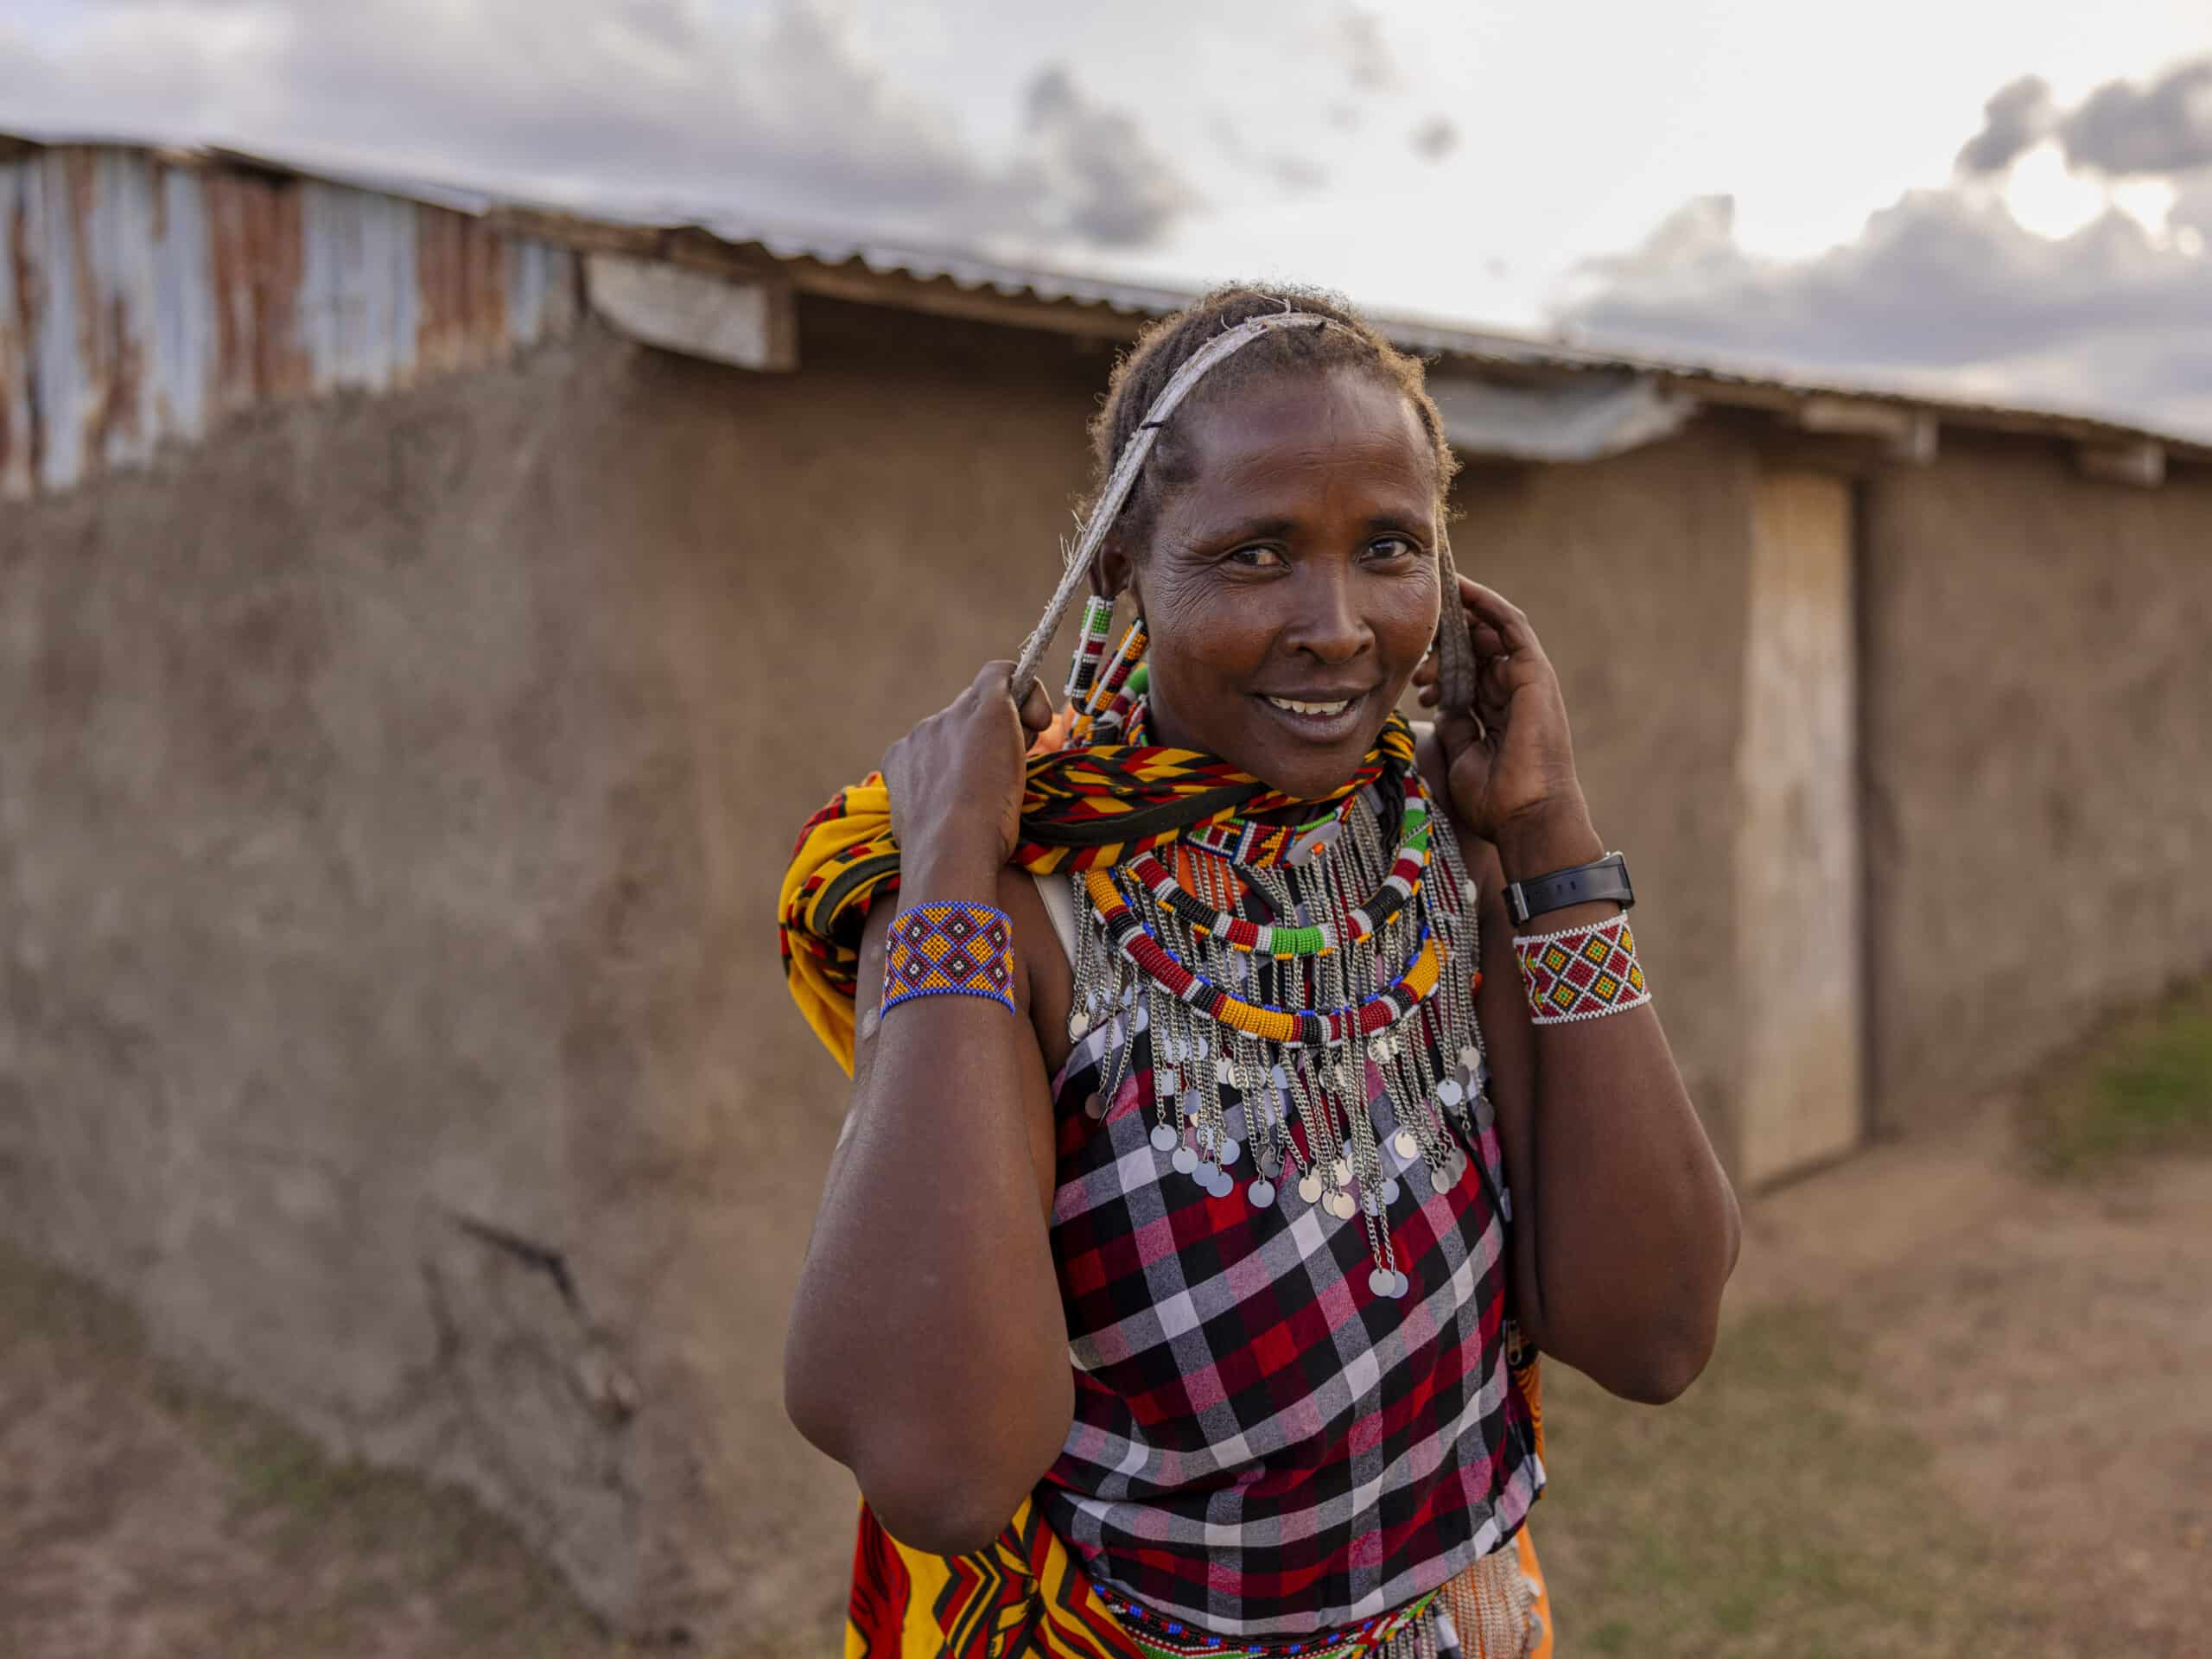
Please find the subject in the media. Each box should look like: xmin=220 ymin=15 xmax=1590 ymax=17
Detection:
xmin=1410 ymin=115 xmax=1459 ymax=162
xmin=1336 ymin=6 xmax=1403 ymax=93
xmin=1554 ymin=188 xmax=2212 ymax=436
xmin=2058 ymin=55 xmax=2212 ymax=178
xmin=2173 ymin=172 xmax=2212 ymax=238
xmin=1020 ymin=64 xmax=1194 ymax=245
xmin=1954 ymin=74 xmax=2054 ymax=176
xmin=0 ymin=0 xmax=1198 ymax=251
xmin=1553 ymin=57 xmax=2212 ymax=438
xmin=1262 ymin=153 xmax=1331 ymax=194
xmin=1209 ymin=117 xmax=1330 ymax=194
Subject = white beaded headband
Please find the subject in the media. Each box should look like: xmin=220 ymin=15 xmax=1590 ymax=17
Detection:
xmin=1008 ymin=311 xmax=1477 ymax=718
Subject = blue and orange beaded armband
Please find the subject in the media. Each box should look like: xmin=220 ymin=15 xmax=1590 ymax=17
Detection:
xmin=882 ymin=901 xmax=1017 ymax=1019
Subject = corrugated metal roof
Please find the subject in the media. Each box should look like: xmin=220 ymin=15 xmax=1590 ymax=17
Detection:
xmin=4 ymin=129 xmax=2206 ymax=497
xmin=521 ymin=196 xmax=2212 ymax=464
xmin=2 ymin=138 xmax=578 ymax=500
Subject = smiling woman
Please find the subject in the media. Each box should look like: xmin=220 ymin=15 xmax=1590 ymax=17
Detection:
xmin=777 ymin=285 xmax=1740 ymax=1659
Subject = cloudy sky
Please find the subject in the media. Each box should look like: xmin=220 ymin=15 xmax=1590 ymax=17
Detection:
xmin=4 ymin=0 xmax=2209 ymax=435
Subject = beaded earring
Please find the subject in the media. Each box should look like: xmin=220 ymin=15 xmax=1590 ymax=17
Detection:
xmin=1063 ymin=594 xmax=1116 ymax=708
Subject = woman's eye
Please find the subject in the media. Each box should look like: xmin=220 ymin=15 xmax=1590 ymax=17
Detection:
xmin=1367 ymin=536 xmax=1419 ymax=561
xmin=1229 ymin=544 xmax=1285 ymax=569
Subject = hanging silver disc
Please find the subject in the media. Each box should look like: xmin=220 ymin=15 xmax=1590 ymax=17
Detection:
xmin=1151 ymin=1124 xmax=1179 ymax=1153
xmin=1392 ymin=1128 xmax=1420 ymax=1160
xmin=1382 ymin=1177 xmax=1401 ymax=1204
xmin=1368 ymin=1267 xmax=1396 ymax=1296
xmin=1248 ymin=1179 xmax=1276 ymax=1209
xmin=1298 ymin=1172 xmax=1323 ymax=1204
xmin=1172 ymin=1146 xmax=1198 ymax=1174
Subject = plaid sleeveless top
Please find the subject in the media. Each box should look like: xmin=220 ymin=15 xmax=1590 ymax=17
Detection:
xmin=1033 ymin=849 xmax=1544 ymax=1639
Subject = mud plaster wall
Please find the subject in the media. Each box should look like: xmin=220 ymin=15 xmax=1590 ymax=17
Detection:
xmin=0 ymin=300 xmax=1112 ymax=1643
xmin=1859 ymin=437 xmax=2212 ymax=1132
xmin=1448 ymin=427 xmax=1759 ymax=1163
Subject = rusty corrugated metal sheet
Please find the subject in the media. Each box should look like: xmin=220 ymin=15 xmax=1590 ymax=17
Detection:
xmin=0 ymin=143 xmax=578 ymax=501
xmin=4 ymin=130 xmax=2206 ymax=480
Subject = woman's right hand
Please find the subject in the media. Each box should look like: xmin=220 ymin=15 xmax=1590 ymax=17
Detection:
xmin=884 ymin=661 xmax=1057 ymax=869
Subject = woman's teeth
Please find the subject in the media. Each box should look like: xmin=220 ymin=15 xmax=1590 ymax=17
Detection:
xmin=1265 ymin=696 xmax=1354 ymax=717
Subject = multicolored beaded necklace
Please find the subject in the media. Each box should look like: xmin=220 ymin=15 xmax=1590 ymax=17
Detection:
xmin=1062 ymin=605 xmax=1492 ymax=1299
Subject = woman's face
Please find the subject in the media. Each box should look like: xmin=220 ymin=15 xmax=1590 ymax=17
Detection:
xmin=1114 ymin=366 xmax=1443 ymax=800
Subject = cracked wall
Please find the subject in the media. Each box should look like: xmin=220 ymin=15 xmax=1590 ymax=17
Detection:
xmin=0 ymin=301 xmax=1117 ymax=1643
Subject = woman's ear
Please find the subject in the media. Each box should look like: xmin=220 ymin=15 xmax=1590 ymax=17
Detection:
xmin=1095 ymin=538 xmax=1135 ymax=605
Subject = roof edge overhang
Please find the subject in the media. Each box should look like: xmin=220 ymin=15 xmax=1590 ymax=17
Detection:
xmin=8 ymin=129 xmax=2208 ymax=476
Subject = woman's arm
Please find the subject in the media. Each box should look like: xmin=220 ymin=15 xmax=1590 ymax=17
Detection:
xmin=1469 ymin=816 xmax=1739 ymax=1403
xmin=783 ymin=666 xmax=1074 ymax=1556
xmin=1418 ymin=577 xmax=1739 ymax=1403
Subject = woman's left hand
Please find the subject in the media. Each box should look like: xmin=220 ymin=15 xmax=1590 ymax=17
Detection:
xmin=1412 ymin=575 xmax=1589 ymax=852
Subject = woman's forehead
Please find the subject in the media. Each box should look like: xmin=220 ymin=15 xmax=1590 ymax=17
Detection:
xmin=1170 ymin=369 xmax=1438 ymax=508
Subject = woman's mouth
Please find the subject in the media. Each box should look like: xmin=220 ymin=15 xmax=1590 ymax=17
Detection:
xmin=1256 ymin=690 xmax=1369 ymax=741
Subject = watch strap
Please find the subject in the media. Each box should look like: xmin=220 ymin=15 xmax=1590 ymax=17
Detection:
xmin=1504 ymin=851 xmax=1634 ymax=926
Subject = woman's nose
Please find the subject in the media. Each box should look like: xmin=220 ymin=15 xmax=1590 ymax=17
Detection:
xmin=1281 ymin=569 xmax=1371 ymax=663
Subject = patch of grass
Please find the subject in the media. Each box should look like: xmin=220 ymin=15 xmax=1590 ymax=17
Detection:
xmin=2020 ymin=977 xmax=2212 ymax=1177
xmin=1529 ymin=1302 xmax=2056 ymax=1658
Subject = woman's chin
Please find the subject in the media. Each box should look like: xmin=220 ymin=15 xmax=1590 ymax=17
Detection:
xmin=1234 ymin=711 xmax=1389 ymax=799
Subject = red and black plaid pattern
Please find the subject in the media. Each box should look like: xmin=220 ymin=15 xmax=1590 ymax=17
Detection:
xmin=1035 ymin=1001 xmax=1542 ymax=1637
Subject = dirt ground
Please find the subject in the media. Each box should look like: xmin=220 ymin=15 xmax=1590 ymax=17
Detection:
xmin=1738 ymin=1104 xmax=2212 ymax=1655
xmin=3 ymin=1094 xmax=2206 ymax=1657
xmin=1539 ymin=1100 xmax=2212 ymax=1657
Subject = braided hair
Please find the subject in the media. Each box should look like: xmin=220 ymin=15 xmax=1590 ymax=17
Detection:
xmin=1084 ymin=283 xmax=1460 ymax=558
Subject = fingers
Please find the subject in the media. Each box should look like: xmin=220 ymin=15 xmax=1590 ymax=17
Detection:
xmin=1434 ymin=705 xmax=1483 ymax=749
xmin=1454 ymin=576 xmax=1541 ymax=657
xmin=970 ymin=658 xmax=1059 ymax=739
xmin=1015 ymin=676 xmax=1057 ymax=735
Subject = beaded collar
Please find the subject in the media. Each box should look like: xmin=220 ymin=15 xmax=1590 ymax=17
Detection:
xmin=1065 ymin=715 xmax=1491 ymax=1300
